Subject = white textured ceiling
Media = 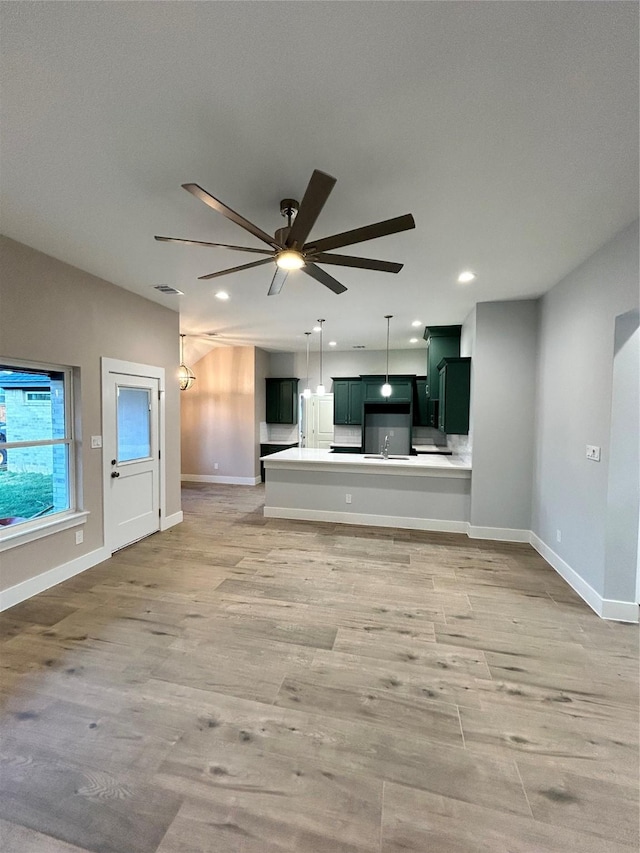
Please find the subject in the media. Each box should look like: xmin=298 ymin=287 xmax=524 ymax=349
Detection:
xmin=2 ymin=2 xmax=638 ymax=360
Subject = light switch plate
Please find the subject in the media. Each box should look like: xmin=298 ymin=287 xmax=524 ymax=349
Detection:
xmin=91 ymin=435 xmax=102 ymax=449
xmin=586 ymin=445 xmax=601 ymax=461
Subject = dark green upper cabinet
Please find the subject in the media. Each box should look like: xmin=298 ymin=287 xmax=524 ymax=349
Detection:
xmin=413 ymin=377 xmax=429 ymax=426
xmin=437 ymin=357 xmax=471 ymax=434
xmin=423 ymin=326 xmax=461 ymax=427
xmin=423 ymin=326 xmax=461 ymax=400
xmin=361 ymin=375 xmax=414 ymax=404
xmin=332 ymin=378 xmax=362 ymax=425
xmin=265 ymin=378 xmax=299 ymax=424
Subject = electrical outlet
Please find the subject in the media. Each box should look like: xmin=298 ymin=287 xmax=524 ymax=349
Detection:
xmin=586 ymin=445 xmax=601 ymax=461
xmin=214 ymin=463 xmax=219 ymax=470
xmin=90 ymin=435 xmax=102 ymax=449
xmin=345 ymin=494 xmax=352 ymax=504
xmin=75 ymin=530 xmax=84 ymax=545
xmin=556 ymin=529 xmax=561 ymax=543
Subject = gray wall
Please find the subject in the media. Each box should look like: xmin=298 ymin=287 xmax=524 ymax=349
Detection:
xmin=269 ymin=348 xmax=426 ymax=384
xmin=532 ymin=220 xmax=639 ymax=599
xmin=465 ymin=299 xmax=539 ymax=532
xmin=0 ymin=236 xmax=181 ymax=592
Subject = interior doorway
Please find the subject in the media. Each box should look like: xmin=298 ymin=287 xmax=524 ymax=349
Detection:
xmin=301 ymin=393 xmax=334 ymax=449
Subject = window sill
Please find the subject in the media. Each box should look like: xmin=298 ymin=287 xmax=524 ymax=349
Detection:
xmin=0 ymin=510 xmax=89 ymax=553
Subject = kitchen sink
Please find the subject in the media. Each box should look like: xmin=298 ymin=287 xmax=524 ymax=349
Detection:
xmin=363 ymin=455 xmax=411 ymax=460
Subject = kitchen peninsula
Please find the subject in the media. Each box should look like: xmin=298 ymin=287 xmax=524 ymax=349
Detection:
xmin=262 ymin=447 xmax=471 ymax=532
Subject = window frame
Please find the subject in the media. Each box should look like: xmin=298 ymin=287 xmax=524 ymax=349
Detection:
xmin=0 ymin=357 xmax=87 ymax=553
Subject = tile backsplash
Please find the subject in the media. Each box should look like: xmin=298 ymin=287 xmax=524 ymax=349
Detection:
xmin=260 ymin=422 xmax=300 ymax=444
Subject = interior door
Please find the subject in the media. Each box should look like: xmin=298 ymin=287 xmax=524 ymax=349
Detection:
xmin=303 ymin=394 xmax=334 ymax=449
xmin=104 ymin=372 xmax=160 ymax=551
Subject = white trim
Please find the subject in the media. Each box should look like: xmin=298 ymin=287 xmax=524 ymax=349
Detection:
xmin=161 ymin=510 xmax=183 ymax=531
xmin=264 ymin=505 xmax=469 ymax=533
xmin=0 ymin=510 xmax=89 ymax=553
xmin=182 ymin=474 xmax=261 ymax=486
xmin=0 ymin=545 xmax=109 ymax=612
xmin=468 ymin=525 xmax=530 ymax=543
xmin=600 ymin=598 xmax=640 ymax=622
xmin=529 ymin=532 xmax=638 ymax=623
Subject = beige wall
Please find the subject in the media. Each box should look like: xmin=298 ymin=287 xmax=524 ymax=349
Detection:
xmin=181 ymin=345 xmax=261 ymax=481
xmin=0 ymin=236 xmax=181 ymax=592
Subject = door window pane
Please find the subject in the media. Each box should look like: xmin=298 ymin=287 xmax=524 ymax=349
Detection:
xmin=117 ymin=386 xmax=151 ymax=462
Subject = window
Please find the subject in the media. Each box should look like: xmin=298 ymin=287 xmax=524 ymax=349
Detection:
xmin=0 ymin=360 xmax=86 ymax=550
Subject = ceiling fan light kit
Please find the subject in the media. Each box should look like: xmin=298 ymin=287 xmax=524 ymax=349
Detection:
xmin=155 ymin=170 xmax=415 ymax=296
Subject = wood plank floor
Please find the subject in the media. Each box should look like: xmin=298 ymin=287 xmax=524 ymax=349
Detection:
xmin=0 ymin=482 xmax=638 ymax=853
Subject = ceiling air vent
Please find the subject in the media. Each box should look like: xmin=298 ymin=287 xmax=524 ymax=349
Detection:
xmin=352 ymin=345 xmax=366 ymax=349
xmin=153 ymin=284 xmax=184 ymax=295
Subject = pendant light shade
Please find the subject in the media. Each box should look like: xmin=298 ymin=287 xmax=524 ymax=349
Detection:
xmin=381 ymin=315 xmax=393 ymax=397
xmin=178 ymin=334 xmax=196 ymax=391
xmin=316 ymin=319 xmax=326 ymax=395
xmin=302 ymin=331 xmax=312 ymax=398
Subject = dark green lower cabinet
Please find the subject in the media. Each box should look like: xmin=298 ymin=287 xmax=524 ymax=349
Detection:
xmin=437 ymin=357 xmax=471 ymax=434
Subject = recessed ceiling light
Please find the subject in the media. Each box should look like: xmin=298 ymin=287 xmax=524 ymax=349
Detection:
xmin=411 ymin=320 xmax=422 ymax=327
xmin=215 ymin=291 xmax=230 ymax=300
xmin=457 ymin=271 xmax=476 ymax=283
xmin=329 ymin=341 xmax=337 ymax=347
xmin=410 ymin=338 xmax=419 ymax=343
xmin=313 ymin=325 xmax=322 ymax=332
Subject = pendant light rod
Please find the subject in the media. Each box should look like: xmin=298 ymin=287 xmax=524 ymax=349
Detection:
xmin=316 ymin=319 xmax=326 ymax=395
xmin=384 ymin=315 xmax=392 ymax=383
xmin=303 ymin=331 xmax=312 ymax=398
xmin=381 ymin=315 xmax=393 ymax=398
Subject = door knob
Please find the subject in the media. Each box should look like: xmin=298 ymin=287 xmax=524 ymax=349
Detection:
xmin=111 ymin=471 xmax=120 ymax=478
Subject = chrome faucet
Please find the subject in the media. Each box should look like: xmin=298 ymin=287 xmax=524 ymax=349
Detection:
xmin=381 ymin=434 xmax=390 ymax=459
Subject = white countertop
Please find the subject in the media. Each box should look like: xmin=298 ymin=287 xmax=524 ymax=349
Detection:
xmin=261 ymin=447 xmax=471 ymax=478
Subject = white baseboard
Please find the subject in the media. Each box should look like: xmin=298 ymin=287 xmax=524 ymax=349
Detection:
xmin=0 ymin=546 xmax=110 ymax=612
xmin=468 ymin=525 xmax=530 ymax=543
xmin=264 ymin=505 xmax=469 ymax=534
xmin=529 ymin=532 xmax=639 ymax=623
xmin=182 ymin=474 xmax=261 ymax=486
xmin=161 ymin=511 xmax=183 ymax=531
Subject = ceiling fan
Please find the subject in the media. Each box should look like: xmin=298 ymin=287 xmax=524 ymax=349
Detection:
xmin=155 ymin=169 xmax=415 ymax=295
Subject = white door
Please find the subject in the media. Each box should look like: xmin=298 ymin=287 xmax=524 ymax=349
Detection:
xmin=104 ymin=372 xmax=160 ymax=551
xmin=302 ymin=394 xmax=334 ymax=449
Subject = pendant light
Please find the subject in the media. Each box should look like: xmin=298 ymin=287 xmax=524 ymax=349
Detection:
xmin=381 ymin=315 xmax=393 ymax=397
xmin=302 ymin=332 xmax=312 ymax=398
xmin=316 ymin=319 xmax=326 ymax=396
xmin=178 ymin=334 xmax=196 ymax=391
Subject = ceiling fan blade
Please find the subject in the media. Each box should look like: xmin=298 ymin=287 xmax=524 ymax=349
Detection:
xmin=312 ymin=253 xmax=403 ymax=273
xmin=304 ymin=213 xmax=415 ymax=255
xmin=302 ymin=263 xmax=347 ymax=295
xmin=155 ymin=236 xmax=273 ymax=255
xmin=197 ymin=258 xmax=273 ymax=280
xmin=182 ymin=183 xmax=282 ymax=249
xmin=268 ymin=267 xmax=289 ymax=296
xmin=286 ymin=170 xmax=337 ymax=249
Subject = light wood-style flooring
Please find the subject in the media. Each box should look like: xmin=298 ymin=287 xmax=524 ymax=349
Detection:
xmin=0 ymin=482 xmax=638 ymax=852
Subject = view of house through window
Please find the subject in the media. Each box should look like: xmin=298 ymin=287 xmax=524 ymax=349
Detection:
xmin=0 ymin=364 xmax=73 ymax=528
